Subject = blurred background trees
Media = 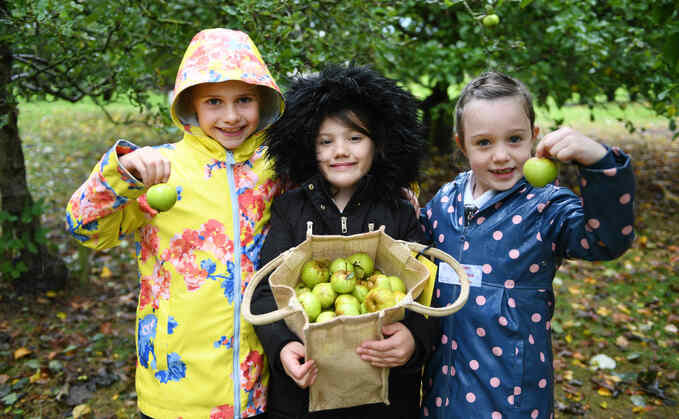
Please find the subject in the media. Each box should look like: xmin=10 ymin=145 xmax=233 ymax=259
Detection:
xmin=2 ymin=0 xmax=677 ymax=290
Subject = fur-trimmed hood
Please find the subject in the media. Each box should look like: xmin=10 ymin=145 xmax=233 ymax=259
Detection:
xmin=265 ymin=64 xmax=425 ymax=202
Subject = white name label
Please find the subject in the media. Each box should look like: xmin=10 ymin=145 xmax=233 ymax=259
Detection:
xmin=438 ymin=262 xmax=482 ymax=287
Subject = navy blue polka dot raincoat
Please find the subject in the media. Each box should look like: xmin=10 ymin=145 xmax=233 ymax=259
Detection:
xmin=419 ymin=147 xmax=635 ymax=419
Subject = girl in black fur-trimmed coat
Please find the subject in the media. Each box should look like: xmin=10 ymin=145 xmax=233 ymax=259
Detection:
xmin=251 ymin=64 xmax=438 ymax=419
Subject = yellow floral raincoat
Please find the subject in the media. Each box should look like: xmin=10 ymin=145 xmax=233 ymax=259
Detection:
xmin=66 ymin=29 xmax=284 ymax=418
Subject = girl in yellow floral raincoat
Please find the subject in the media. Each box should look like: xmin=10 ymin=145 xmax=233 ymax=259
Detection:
xmin=65 ymin=28 xmax=284 ymax=419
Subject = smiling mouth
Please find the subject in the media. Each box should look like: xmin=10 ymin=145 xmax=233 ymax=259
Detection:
xmin=217 ymin=127 xmax=244 ymax=136
xmin=331 ymin=162 xmax=355 ymax=168
xmin=490 ymin=168 xmax=514 ymax=175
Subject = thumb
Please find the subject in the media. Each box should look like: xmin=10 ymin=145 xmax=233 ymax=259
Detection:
xmin=382 ymin=322 xmax=401 ymax=336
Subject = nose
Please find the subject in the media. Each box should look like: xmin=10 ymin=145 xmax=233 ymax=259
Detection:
xmin=333 ymin=139 xmax=349 ymax=157
xmin=222 ymin=104 xmax=239 ymax=124
xmin=492 ymin=143 xmax=510 ymax=162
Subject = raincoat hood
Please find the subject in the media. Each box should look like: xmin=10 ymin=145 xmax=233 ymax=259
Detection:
xmin=170 ymin=28 xmax=284 ymax=157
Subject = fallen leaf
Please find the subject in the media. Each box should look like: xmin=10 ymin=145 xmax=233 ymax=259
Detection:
xmin=598 ymin=388 xmax=612 ymax=396
xmin=46 ymin=290 xmax=57 ymax=298
xmin=615 ymin=335 xmax=629 ymax=348
xmin=14 ymin=347 xmax=32 ymax=360
xmin=73 ymin=404 xmax=92 ymax=418
xmin=100 ymin=266 xmax=112 ymax=278
xmin=589 ymin=354 xmax=616 ymax=370
xmin=57 ymin=312 xmax=67 ymax=320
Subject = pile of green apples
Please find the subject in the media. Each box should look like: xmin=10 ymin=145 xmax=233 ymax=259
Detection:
xmin=295 ymin=252 xmax=407 ymax=323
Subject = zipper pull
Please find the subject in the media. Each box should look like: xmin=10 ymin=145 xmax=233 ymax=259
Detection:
xmin=464 ymin=204 xmax=478 ymax=226
xmin=341 ymin=216 xmax=348 ymax=233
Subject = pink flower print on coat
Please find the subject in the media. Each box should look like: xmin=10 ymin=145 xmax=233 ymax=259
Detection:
xmin=209 ymin=404 xmax=234 ymax=419
xmin=139 ymin=224 xmax=159 ymax=262
xmin=69 ymin=171 xmax=118 ymax=226
xmin=241 ymin=350 xmax=267 ymax=416
xmin=139 ymin=262 xmax=172 ymax=310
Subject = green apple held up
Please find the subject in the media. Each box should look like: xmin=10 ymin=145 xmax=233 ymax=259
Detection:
xmin=523 ymin=157 xmax=559 ymax=187
xmin=298 ymin=291 xmax=322 ymax=322
xmin=329 ymin=257 xmax=354 ymax=276
xmin=146 ymin=183 xmax=177 ymax=212
xmin=300 ymin=259 xmax=329 ymax=289
xmin=330 ymin=270 xmax=356 ymax=294
xmin=312 ymin=282 xmax=337 ymax=309
xmin=315 ymin=311 xmax=337 ymax=323
xmin=347 ymin=252 xmax=374 ymax=280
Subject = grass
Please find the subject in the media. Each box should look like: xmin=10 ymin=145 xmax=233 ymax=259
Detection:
xmin=3 ymin=97 xmax=678 ymax=417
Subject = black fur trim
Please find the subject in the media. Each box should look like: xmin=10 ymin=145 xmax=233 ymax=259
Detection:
xmin=264 ymin=64 xmax=425 ymax=202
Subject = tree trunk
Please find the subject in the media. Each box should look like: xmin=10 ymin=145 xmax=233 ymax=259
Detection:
xmin=0 ymin=7 xmax=67 ymax=292
xmin=421 ymin=81 xmax=454 ymax=155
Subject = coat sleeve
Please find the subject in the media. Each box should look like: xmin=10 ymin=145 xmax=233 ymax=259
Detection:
xmin=545 ymin=146 xmax=635 ymax=261
xmin=252 ymin=196 xmax=302 ymax=373
xmin=65 ymin=140 xmax=153 ymax=250
xmin=396 ymin=200 xmax=440 ymax=372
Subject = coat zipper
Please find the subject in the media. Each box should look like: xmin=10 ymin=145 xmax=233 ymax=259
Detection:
xmin=226 ymin=151 xmax=242 ymax=418
xmin=341 ymin=216 xmax=348 ymax=233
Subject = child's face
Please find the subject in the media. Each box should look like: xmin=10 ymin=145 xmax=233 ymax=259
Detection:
xmin=315 ymin=115 xmax=375 ymax=196
xmin=190 ymin=80 xmax=260 ymax=150
xmin=461 ymin=96 xmax=538 ymax=197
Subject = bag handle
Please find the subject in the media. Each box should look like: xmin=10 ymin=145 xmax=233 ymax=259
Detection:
xmin=241 ymin=249 xmax=302 ymax=326
xmin=396 ymin=241 xmax=470 ymax=317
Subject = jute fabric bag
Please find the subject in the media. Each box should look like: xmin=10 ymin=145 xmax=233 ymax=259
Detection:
xmin=242 ymin=227 xmax=469 ymax=412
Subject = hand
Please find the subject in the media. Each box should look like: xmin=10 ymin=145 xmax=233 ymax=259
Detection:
xmin=356 ymin=322 xmax=415 ymax=368
xmin=401 ymin=186 xmax=421 ymax=216
xmin=119 ymin=146 xmax=171 ymax=186
xmin=536 ymin=127 xmax=607 ymax=166
xmin=280 ymin=341 xmax=317 ymax=389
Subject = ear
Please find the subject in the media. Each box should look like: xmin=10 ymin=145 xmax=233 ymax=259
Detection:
xmin=455 ymin=134 xmax=466 ymax=156
xmin=532 ymin=125 xmax=540 ymax=140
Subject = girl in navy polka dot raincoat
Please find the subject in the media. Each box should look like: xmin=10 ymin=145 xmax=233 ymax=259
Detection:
xmin=419 ymin=72 xmax=635 ymax=419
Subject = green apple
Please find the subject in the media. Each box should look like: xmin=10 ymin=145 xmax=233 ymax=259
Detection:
xmin=347 ymin=252 xmax=374 ymax=280
xmin=523 ymin=157 xmax=559 ymax=187
xmin=312 ymin=282 xmax=337 ymax=309
xmin=372 ymin=274 xmax=392 ymax=291
xmin=336 ymin=303 xmax=361 ymax=316
xmin=298 ymin=291 xmax=322 ymax=322
xmin=365 ymin=288 xmax=396 ymax=313
xmin=316 ymin=310 xmax=337 ymax=323
xmin=146 ymin=183 xmax=177 ymax=212
xmin=300 ymin=259 xmax=329 ymax=289
xmin=393 ymin=291 xmax=406 ymax=304
xmin=295 ymin=283 xmax=311 ymax=296
xmin=388 ymin=275 xmax=406 ymax=293
xmin=352 ymin=283 xmax=370 ymax=303
xmin=334 ymin=294 xmax=360 ymax=314
xmin=360 ymin=301 xmax=368 ymax=314
xmin=329 ymin=257 xmax=354 ymax=276
xmin=482 ymin=14 xmax=500 ymax=27
xmin=330 ymin=270 xmax=356 ymax=294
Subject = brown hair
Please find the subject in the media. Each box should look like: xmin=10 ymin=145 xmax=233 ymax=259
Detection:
xmin=454 ymin=72 xmax=535 ymax=149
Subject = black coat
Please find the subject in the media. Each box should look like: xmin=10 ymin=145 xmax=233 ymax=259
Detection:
xmin=252 ymin=174 xmax=439 ymax=419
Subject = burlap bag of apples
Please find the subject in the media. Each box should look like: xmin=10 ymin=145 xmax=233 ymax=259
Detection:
xmin=242 ymin=227 xmax=469 ymax=412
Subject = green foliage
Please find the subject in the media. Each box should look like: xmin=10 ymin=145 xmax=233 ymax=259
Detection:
xmin=0 ymin=198 xmax=46 ymax=280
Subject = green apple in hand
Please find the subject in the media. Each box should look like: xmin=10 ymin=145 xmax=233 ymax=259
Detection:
xmin=523 ymin=157 xmax=559 ymax=187
xmin=146 ymin=184 xmax=177 ymax=211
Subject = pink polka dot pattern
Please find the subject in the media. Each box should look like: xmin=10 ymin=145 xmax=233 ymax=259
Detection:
xmin=530 ymin=264 xmax=540 ymax=273
xmin=441 ymin=196 xmax=449 ymax=203
xmin=458 ymin=216 xmax=463 ymax=225
xmin=469 ymin=360 xmax=479 ymax=370
xmin=540 ymin=352 xmax=545 ymax=362
xmin=436 ymin=397 xmax=442 ymax=407
xmin=537 ymin=203 xmax=546 ymax=213
xmin=531 ymin=313 xmax=542 ymax=323
xmin=507 ymin=298 xmax=516 ymax=308
xmin=604 ymin=168 xmax=617 ymax=176
xmin=483 ymin=264 xmax=493 ymax=274
xmin=442 ymin=365 xmax=448 ymax=375
xmin=436 ymin=288 xmax=440 ymax=298
xmin=438 ymin=233 xmax=445 ymax=243
xmin=536 ymin=232 xmax=542 ymax=241
xmin=546 ymin=321 xmax=551 ymax=330
xmin=622 ymin=225 xmax=633 ymax=235
xmin=450 ymin=365 xmax=456 ymax=376
xmin=445 ymin=397 xmax=449 ymax=406
xmin=477 ymin=217 xmax=486 ymax=224
xmin=529 ymin=334 xmax=535 ymax=344
xmin=619 ymin=193 xmax=631 ymax=204
xmin=476 ymin=327 xmax=486 ymax=337
xmin=451 ymin=340 xmax=458 ymax=350
xmin=492 ymin=346 xmax=503 ymax=356
xmin=464 ymin=241 xmax=470 ymax=251
xmin=531 ymin=409 xmax=539 ymax=418
xmin=427 ymin=208 xmax=432 ymax=218
xmin=526 ymin=193 xmax=535 ymax=200
xmin=441 ymin=334 xmax=448 ymax=344
xmin=423 ymin=407 xmax=429 ymax=416
xmin=498 ymin=316 xmax=508 ymax=326
xmin=512 ymin=215 xmax=522 ymax=224
xmin=466 ymin=392 xmax=476 ymax=403
xmin=539 ymin=378 xmax=547 ymax=388
xmin=490 ymin=377 xmax=500 ymax=388
xmin=520 ymin=187 xmax=526 ymax=193
xmin=580 ymin=238 xmax=590 ymax=249
xmin=457 ymin=193 xmax=462 ymax=202
xmin=433 ymin=220 xmax=438 ymax=229
xmin=476 ymin=295 xmax=487 ymax=306
xmin=504 ymin=279 xmax=515 ymax=289
xmin=492 ymin=412 xmax=502 ymax=419
xmin=447 ymin=205 xmax=454 ymax=213
xmin=509 ymin=249 xmax=520 ymax=259
xmin=514 ymin=386 xmax=522 ymax=395
xmin=493 ymin=231 xmax=503 ymax=240
xmin=588 ymin=218 xmax=600 ymax=229
xmin=507 ymin=395 xmax=514 ymax=405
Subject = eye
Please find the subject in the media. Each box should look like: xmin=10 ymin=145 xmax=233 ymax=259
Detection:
xmin=350 ymin=135 xmax=363 ymax=142
xmin=509 ymin=135 xmax=523 ymax=143
xmin=206 ymin=98 xmax=221 ymax=105
xmin=317 ymin=137 xmax=332 ymax=146
xmin=476 ymin=138 xmax=491 ymax=147
xmin=237 ymin=96 xmax=256 ymax=104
